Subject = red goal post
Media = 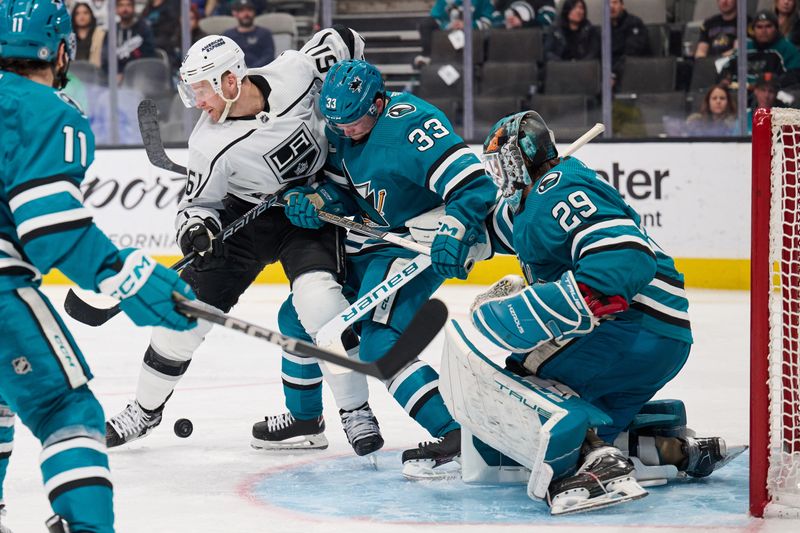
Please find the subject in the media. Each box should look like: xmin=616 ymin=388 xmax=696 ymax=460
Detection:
xmin=751 ymin=107 xmax=800 ymax=518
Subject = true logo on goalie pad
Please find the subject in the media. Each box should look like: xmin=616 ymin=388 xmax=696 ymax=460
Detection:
xmin=263 ymin=124 xmax=322 ymax=183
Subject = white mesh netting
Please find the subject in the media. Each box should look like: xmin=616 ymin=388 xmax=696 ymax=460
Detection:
xmin=767 ymin=108 xmax=800 ymax=516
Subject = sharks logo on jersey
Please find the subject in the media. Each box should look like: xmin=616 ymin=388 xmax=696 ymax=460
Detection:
xmin=263 ymin=123 xmax=322 ymax=183
xmin=387 ymin=103 xmax=416 ymax=119
xmin=537 ymin=171 xmax=562 ymax=194
xmin=342 ymin=160 xmax=389 ymax=226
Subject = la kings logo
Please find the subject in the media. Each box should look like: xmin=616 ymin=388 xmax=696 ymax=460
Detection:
xmin=263 ymin=124 xmax=321 ymax=183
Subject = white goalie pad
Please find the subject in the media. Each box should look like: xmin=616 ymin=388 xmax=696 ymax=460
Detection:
xmin=439 ymin=320 xmax=558 ymax=499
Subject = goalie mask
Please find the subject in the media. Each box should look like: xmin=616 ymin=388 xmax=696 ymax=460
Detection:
xmin=483 ymin=111 xmax=558 ymax=213
xmin=178 ymin=35 xmax=247 ymax=122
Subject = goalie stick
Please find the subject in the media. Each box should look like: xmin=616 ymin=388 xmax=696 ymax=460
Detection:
xmin=175 ymin=297 xmax=448 ymax=379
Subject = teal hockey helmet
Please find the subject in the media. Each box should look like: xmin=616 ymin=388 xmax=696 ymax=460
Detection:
xmin=320 ymin=59 xmax=384 ymax=127
xmin=0 ymin=0 xmax=75 ymax=62
xmin=483 ymin=111 xmax=558 ymax=212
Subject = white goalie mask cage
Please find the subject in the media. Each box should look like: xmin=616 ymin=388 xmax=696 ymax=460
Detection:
xmin=178 ymin=35 xmax=247 ymax=112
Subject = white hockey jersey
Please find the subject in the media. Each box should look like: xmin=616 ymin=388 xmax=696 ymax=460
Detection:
xmin=176 ymin=27 xmax=366 ymax=236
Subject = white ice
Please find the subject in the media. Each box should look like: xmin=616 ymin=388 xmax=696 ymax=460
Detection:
xmin=2 ymin=286 xmax=799 ymax=533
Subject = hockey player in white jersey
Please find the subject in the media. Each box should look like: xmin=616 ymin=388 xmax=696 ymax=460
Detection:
xmin=105 ymin=28 xmax=381 ymax=456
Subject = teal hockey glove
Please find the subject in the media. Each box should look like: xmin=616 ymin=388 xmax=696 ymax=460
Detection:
xmin=98 ymin=249 xmax=197 ymax=331
xmin=431 ymin=215 xmax=481 ymax=279
xmin=283 ymin=186 xmax=325 ymax=229
xmin=471 ymin=270 xmax=597 ymax=352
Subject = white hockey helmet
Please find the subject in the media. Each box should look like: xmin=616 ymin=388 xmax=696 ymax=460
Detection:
xmin=178 ymin=35 xmax=247 ymax=121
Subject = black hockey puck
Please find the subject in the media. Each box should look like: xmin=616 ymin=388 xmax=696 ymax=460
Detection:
xmin=174 ymin=418 xmax=193 ymax=438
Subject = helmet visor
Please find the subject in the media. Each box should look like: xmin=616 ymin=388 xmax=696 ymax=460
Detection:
xmin=177 ymin=79 xmax=218 ymax=108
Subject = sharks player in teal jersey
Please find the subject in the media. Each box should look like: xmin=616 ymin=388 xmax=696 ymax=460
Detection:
xmin=0 ymin=1 xmax=196 ymax=531
xmin=448 ymin=111 xmax=741 ymax=514
xmin=271 ymin=59 xmax=497 ymax=477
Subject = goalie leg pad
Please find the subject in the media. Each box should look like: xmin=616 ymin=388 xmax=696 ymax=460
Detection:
xmin=440 ymin=319 xmax=613 ymax=500
xmin=471 ymin=271 xmax=595 ymax=353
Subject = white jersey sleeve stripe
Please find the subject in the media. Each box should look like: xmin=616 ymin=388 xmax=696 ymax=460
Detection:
xmin=570 ymin=219 xmax=639 ymax=260
xmin=8 ymin=181 xmax=83 ymax=213
xmin=427 ymin=147 xmax=474 ymax=193
xmin=576 ymin=234 xmax=654 ymax=260
xmin=16 ymin=208 xmax=92 ymax=242
xmin=441 ymin=162 xmax=486 ymax=199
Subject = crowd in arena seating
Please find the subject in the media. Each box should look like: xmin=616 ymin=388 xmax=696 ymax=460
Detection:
xmin=61 ymin=0 xmax=800 ymax=143
xmin=414 ymin=0 xmax=800 ymax=139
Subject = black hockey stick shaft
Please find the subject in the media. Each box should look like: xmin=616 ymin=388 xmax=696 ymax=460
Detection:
xmin=64 ymin=191 xmax=286 ymax=326
xmin=138 ymin=99 xmax=188 ymax=175
xmin=175 ymin=298 xmax=448 ymax=379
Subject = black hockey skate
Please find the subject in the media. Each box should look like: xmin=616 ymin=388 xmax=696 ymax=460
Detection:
xmin=106 ymin=400 xmax=163 ymax=448
xmin=340 ymin=403 xmax=384 ymax=457
xmin=251 ymin=412 xmax=328 ymax=451
xmin=401 ymin=428 xmax=461 ymax=480
xmin=548 ymin=446 xmax=648 ymax=515
xmin=680 ymin=437 xmax=745 ymax=478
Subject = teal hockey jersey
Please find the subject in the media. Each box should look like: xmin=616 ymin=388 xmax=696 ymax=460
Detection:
xmin=489 ymin=156 xmax=692 ymax=344
xmin=0 ymin=71 xmax=120 ymax=292
xmin=323 ymin=91 xmax=497 ymax=254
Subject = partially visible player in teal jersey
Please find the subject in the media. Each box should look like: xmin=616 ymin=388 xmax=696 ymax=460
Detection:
xmin=0 ymin=1 xmax=196 ymax=531
xmin=276 ymin=59 xmax=497 ymax=478
xmin=461 ymin=110 xmax=742 ymax=514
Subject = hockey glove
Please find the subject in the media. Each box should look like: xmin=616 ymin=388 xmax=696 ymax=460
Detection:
xmin=178 ymin=217 xmax=222 ymax=257
xmin=98 ymin=248 xmax=197 ymax=331
xmin=577 ymin=283 xmax=629 ymax=317
xmin=283 ymin=186 xmax=325 ymax=229
xmin=431 ymin=215 xmax=482 ymax=280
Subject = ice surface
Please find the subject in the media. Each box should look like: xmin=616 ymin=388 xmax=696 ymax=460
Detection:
xmin=2 ymin=286 xmax=798 ymax=532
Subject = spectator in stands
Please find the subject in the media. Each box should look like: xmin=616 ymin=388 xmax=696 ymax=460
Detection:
xmin=685 ymin=84 xmax=739 ymax=136
xmin=141 ymin=0 xmax=181 ymax=69
xmin=695 ymin=0 xmax=746 ymax=58
xmin=544 ymin=0 xmax=600 ymax=61
xmin=190 ymin=3 xmax=208 ymax=43
xmin=72 ymin=2 xmax=105 ymax=67
xmin=101 ymin=0 xmax=158 ymax=82
xmin=87 ymin=0 xmax=108 ymax=29
xmin=775 ymin=0 xmax=800 ymax=46
xmin=492 ymin=1 xmax=556 ymax=28
xmin=223 ymin=0 xmax=274 ymax=67
xmin=206 ymin=0 xmax=266 ymax=16
xmin=610 ymin=0 xmax=650 ymax=85
xmin=720 ymin=10 xmax=800 ymax=89
xmin=192 ymin=0 xmax=209 ymax=17
xmin=749 ymin=73 xmax=780 ymax=133
xmin=415 ymin=0 xmax=495 ymax=68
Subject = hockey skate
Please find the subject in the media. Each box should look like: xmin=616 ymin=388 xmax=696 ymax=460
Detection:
xmin=251 ymin=413 xmax=328 ymax=451
xmin=680 ymin=437 xmax=747 ymax=478
xmin=547 ymin=446 xmax=648 ymax=515
xmin=106 ymin=400 xmax=163 ymax=448
xmin=402 ymin=428 xmax=462 ymax=481
xmin=0 ymin=504 xmax=13 ymax=533
xmin=340 ymin=403 xmax=383 ymax=468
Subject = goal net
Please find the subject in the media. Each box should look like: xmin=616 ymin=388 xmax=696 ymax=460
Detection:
xmin=751 ymin=107 xmax=800 ymax=518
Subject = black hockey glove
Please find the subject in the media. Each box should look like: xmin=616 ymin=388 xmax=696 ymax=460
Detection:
xmin=179 ymin=218 xmax=222 ymax=257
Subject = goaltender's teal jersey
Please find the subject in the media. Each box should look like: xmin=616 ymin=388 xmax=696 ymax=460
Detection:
xmin=324 ymin=92 xmax=497 ymax=253
xmin=0 ymin=71 xmax=119 ymax=292
xmin=491 ymin=156 xmax=692 ymax=344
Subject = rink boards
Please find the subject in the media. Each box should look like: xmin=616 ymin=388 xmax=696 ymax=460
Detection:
xmin=43 ymin=141 xmax=751 ymax=289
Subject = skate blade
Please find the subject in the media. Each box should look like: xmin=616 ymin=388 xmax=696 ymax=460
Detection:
xmin=714 ymin=445 xmax=748 ymax=471
xmin=402 ymin=459 xmax=462 ymax=481
xmin=550 ymin=478 xmax=648 ymax=515
xmin=250 ymin=434 xmax=329 ymax=452
xmin=366 ymin=453 xmax=379 ymax=470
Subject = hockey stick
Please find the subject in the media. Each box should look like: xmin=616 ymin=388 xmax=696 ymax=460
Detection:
xmin=175 ymin=297 xmax=448 ymax=379
xmin=562 ymin=123 xmax=605 ymax=156
xmin=63 ymin=189 xmax=287 ymax=326
xmin=138 ymin=99 xmax=187 ymax=175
